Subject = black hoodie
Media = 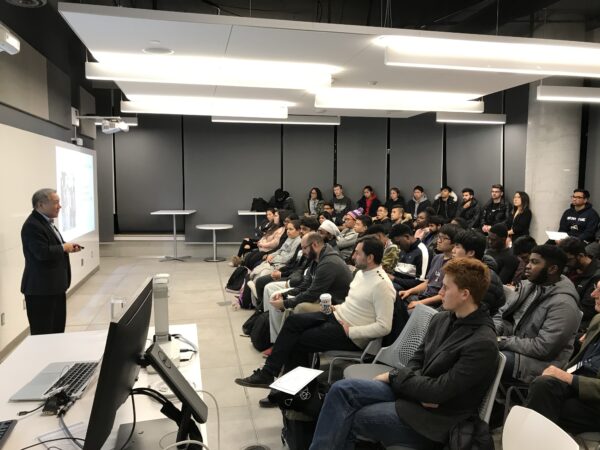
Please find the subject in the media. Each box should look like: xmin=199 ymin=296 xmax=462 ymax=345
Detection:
xmin=559 ymin=202 xmax=600 ymax=243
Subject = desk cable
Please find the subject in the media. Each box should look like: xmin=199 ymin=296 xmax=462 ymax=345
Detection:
xmin=19 ymin=436 xmax=85 ymax=450
xmin=58 ymin=415 xmax=83 ymax=449
xmin=162 ymin=439 xmax=210 ymax=450
xmin=117 ymin=391 xmax=137 ymax=450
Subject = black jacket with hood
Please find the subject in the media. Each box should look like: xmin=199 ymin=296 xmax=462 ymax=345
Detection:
xmin=559 ymin=202 xmax=600 ymax=243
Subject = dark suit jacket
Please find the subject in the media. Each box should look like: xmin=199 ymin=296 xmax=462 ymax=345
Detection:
xmin=389 ymin=307 xmax=498 ymax=443
xmin=21 ymin=210 xmax=71 ymax=295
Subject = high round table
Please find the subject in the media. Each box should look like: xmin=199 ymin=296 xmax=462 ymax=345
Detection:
xmin=195 ymin=224 xmax=233 ymax=262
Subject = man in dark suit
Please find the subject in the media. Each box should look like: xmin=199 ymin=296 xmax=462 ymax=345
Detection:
xmin=310 ymin=258 xmax=499 ymax=449
xmin=21 ymin=188 xmax=82 ymax=335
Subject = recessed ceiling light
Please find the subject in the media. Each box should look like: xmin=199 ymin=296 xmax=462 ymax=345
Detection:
xmin=436 ymin=112 xmax=506 ymax=125
xmin=142 ymin=47 xmax=174 ymax=55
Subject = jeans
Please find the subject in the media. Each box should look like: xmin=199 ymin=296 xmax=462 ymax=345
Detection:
xmin=310 ymin=379 xmax=437 ymax=450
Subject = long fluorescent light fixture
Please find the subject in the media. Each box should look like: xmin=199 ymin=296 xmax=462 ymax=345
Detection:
xmin=379 ymin=35 xmax=600 ymax=78
xmin=314 ymin=88 xmax=483 ymax=113
xmin=212 ymin=115 xmax=340 ymax=125
xmin=436 ymin=112 xmax=506 ymax=125
xmin=87 ymin=53 xmax=340 ymax=90
xmin=537 ymin=85 xmax=600 ymax=103
xmin=121 ymin=95 xmax=291 ymax=118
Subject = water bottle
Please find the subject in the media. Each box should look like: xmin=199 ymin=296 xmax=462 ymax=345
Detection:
xmin=320 ymin=293 xmax=332 ymax=315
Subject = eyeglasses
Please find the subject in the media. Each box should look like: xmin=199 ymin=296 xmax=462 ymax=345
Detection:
xmin=437 ymin=235 xmax=451 ymax=242
xmin=572 ymin=195 xmax=585 ymax=199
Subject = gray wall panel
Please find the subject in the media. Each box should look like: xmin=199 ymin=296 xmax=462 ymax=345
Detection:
xmin=78 ymin=87 xmax=97 ymax=139
xmin=337 ymin=117 xmax=387 ymax=204
xmin=504 ymin=84 xmax=529 ymax=196
xmin=446 ymin=125 xmax=503 ymax=203
xmin=390 ymin=113 xmax=443 ymax=203
xmin=183 ymin=117 xmax=280 ymax=242
xmin=586 ymin=104 xmax=600 ymax=204
xmin=46 ymin=62 xmax=71 ymax=129
xmin=96 ymin=131 xmax=114 ymax=242
xmin=114 ymin=115 xmax=183 ymax=232
xmin=283 ymin=125 xmax=334 ymax=211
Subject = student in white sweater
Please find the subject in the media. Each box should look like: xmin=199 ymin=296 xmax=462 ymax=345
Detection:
xmin=235 ymin=236 xmax=395 ymax=390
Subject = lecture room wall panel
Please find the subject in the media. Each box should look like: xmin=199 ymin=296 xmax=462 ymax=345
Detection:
xmin=390 ymin=113 xmax=443 ymax=202
xmin=282 ymin=124 xmax=335 ymax=211
xmin=114 ymin=115 xmax=183 ymax=233
xmin=183 ymin=116 xmax=281 ymax=242
xmin=336 ymin=117 xmax=388 ymax=203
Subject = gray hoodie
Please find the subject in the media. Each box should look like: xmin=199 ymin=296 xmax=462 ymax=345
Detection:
xmin=494 ymin=275 xmax=581 ymax=382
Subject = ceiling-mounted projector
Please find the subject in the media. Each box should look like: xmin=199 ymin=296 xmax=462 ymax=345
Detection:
xmin=0 ymin=24 xmax=20 ymax=55
xmin=101 ymin=119 xmax=129 ymax=134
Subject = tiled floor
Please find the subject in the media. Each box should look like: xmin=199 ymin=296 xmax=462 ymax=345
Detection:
xmin=66 ymin=255 xmax=284 ymax=450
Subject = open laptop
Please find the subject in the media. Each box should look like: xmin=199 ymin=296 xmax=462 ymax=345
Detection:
xmin=10 ymin=360 xmax=99 ymax=402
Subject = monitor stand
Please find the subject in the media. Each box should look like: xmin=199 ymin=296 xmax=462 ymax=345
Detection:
xmin=115 ymin=414 xmax=203 ymax=449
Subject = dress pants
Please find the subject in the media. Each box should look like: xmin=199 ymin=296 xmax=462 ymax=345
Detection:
xmin=526 ymin=375 xmax=600 ymax=434
xmin=263 ymin=312 xmax=359 ymax=376
xmin=25 ymin=293 xmax=66 ymax=335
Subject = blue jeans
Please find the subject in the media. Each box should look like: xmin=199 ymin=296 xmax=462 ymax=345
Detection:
xmin=310 ymin=379 xmax=437 ymax=450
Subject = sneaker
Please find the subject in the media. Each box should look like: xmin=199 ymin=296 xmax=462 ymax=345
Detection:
xmin=259 ymin=396 xmax=278 ymax=408
xmin=234 ymin=368 xmax=274 ymax=389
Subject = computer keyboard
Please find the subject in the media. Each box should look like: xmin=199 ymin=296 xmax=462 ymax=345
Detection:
xmin=44 ymin=362 xmax=99 ymax=399
xmin=0 ymin=420 xmax=16 ymax=448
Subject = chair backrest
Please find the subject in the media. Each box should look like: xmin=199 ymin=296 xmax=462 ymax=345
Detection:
xmin=478 ymin=352 xmax=506 ymax=423
xmin=374 ymin=304 xmax=437 ymax=368
xmin=502 ymin=406 xmax=579 ymax=450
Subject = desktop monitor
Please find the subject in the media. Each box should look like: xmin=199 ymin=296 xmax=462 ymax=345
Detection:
xmin=83 ymin=278 xmax=153 ymax=450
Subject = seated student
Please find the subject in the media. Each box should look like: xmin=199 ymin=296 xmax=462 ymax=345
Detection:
xmin=364 ymin=224 xmax=399 ymax=274
xmin=357 ymin=185 xmax=382 ymax=218
xmin=456 ymin=188 xmax=481 ymax=229
xmin=318 ymin=219 xmax=340 ymax=248
xmin=451 ymin=229 xmax=505 ymax=314
xmin=337 ymin=210 xmax=360 ymax=261
xmin=317 ymin=211 xmax=332 ymax=224
xmin=331 ymin=183 xmax=353 ymax=221
xmin=399 ymin=224 xmax=460 ymax=310
xmin=413 ymin=210 xmax=430 ymax=240
xmin=304 ymin=187 xmax=325 ymax=217
xmin=235 ymin=237 xmax=395 ymax=390
xmin=373 ymin=205 xmax=393 ymax=234
xmin=309 ymin=258 xmax=498 ymax=450
xmin=508 ymin=191 xmax=532 ymax=242
xmin=232 ymin=208 xmax=276 ymax=265
xmin=253 ymin=217 xmax=319 ymax=310
xmin=558 ymin=189 xmax=600 ymax=244
xmin=248 ymin=219 xmax=302 ymax=280
xmin=422 ymin=215 xmax=445 ymax=254
xmin=558 ymin=237 xmax=600 ymax=331
xmin=390 ymin=205 xmax=412 ymax=226
xmin=269 ymin=188 xmax=296 ymax=213
xmin=510 ymin=235 xmax=537 ymax=286
xmin=389 ymin=224 xmax=431 ymax=291
xmin=353 ymin=215 xmax=372 ymax=237
xmin=242 ymin=210 xmax=288 ymax=269
xmin=385 ymin=187 xmax=405 ymax=212
xmin=485 ymin=223 xmax=520 ymax=285
xmin=524 ymin=280 xmax=600 ymax=435
xmin=450 ymin=216 xmax=469 ymax=229
xmin=480 ymin=184 xmax=512 ymax=233
xmin=321 ymin=202 xmax=339 ymax=224
xmin=432 ymin=185 xmax=458 ymax=221
xmin=494 ymin=245 xmax=581 ymax=383
xmin=407 ymin=185 xmax=431 ymax=219
xmin=264 ymin=232 xmax=352 ymax=342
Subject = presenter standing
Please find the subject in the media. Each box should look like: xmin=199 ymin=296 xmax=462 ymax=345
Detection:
xmin=21 ymin=188 xmax=82 ymax=335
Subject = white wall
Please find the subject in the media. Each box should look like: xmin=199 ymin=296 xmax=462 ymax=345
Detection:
xmin=0 ymin=123 xmax=99 ymax=350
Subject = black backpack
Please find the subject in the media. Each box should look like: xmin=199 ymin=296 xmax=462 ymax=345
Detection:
xmin=225 ymin=266 xmax=248 ymax=293
xmin=241 ymin=311 xmax=271 ymax=352
xmin=251 ymin=197 xmax=269 ymax=212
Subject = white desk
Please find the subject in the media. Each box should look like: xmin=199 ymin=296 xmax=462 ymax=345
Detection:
xmin=151 ymin=210 xmax=197 ymax=261
xmin=0 ymin=324 xmax=202 ymax=449
xmin=237 ymin=209 xmax=266 ymax=229
xmin=195 ymin=224 xmax=233 ymax=262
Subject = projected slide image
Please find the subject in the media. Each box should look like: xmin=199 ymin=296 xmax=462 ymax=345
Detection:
xmin=56 ymin=146 xmax=95 ymax=242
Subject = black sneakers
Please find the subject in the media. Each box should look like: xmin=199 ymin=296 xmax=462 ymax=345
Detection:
xmin=234 ymin=368 xmax=274 ymax=389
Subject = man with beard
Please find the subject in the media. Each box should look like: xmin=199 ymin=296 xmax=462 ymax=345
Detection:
xmin=480 ymin=184 xmax=512 ymax=234
xmin=494 ymin=245 xmax=581 ymax=383
xmin=456 ymin=188 xmax=481 ymax=229
xmin=524 ymin=280 xmax=600 ymax=435
xmin=235 ymin=237 xmax=395 ymax=390
xmin=264 ymin=232 xmax=352 ymax=342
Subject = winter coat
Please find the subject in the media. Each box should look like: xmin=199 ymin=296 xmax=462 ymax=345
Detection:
xmin=432 ymin=197 xmax=458 ymax=220
xmin=456 ymin=198 xmax=482 ymax=229
xmin=407 ymin=194 xmax=431 ymax=218
xmin=480 ymin=199 xmax=512 ymax=228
